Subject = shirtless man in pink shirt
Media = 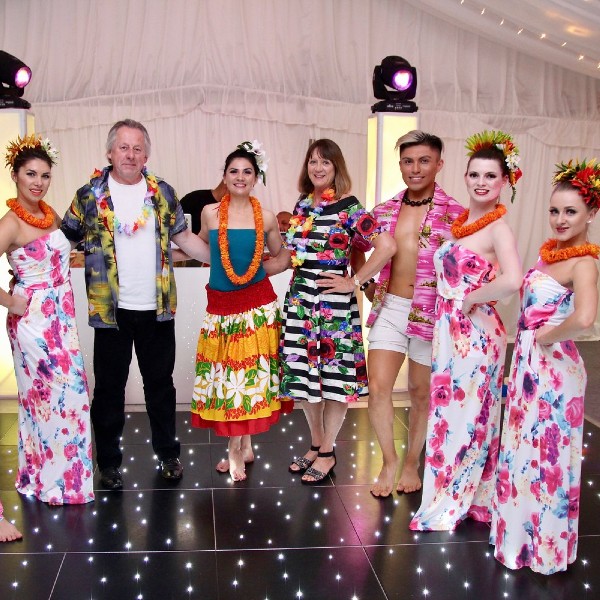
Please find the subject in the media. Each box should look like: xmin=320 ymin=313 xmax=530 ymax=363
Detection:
xmin=354 ymin=131 xmax=463 ymax=497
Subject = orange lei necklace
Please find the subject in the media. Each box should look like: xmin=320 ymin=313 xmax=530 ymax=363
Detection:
xmin=218 ymin=194 xmax=264 ymax=285
xmin=451 ymin=204 xmax=507 ymax=238
xmin=6 ymin=198 xmax=54 ymax=229
xmin=539 ymin=239 xmax=600 ymax=263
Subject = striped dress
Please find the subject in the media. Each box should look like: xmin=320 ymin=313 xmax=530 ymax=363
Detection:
xmin=279 ymin=195 xmax=381 ymax=404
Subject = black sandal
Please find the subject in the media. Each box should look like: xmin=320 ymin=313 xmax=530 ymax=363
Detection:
xmin=301 ymin=450 xmax=336 ymax=485
xmin=288 ymin=445 xmax=320 ymax=474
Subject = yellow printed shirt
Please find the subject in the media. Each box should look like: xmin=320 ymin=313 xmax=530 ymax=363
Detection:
xmin=61 ymin=166 xmax=186 ymax=328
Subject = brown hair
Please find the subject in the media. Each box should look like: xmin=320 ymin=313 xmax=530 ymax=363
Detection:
xmin=395 ymin=130 xmax=443 ymax=156
xmin=553 ymin=179 xmax=599 ymax=210
xmin=12 ymin=146 xmax=54 ymax=173
xmin=466 ymin=147 xmax=510 ymax=178
xmin=297 ymin=139 xmax=351 ymax=199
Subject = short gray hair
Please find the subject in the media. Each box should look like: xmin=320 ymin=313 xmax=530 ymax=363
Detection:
xmin=105 ymin=119 xmax=151 ymax=159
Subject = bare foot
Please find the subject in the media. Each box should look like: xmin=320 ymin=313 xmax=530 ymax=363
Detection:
xmin=0 ymin=519 xmax=22 ymax=543
xmin=370 ymin=459 xmax=399 ymax=498
xmin=396 ymin=463 xmax=422 ymax=494
xmin=289 ymin=447 xmax=319 ymax=473
xmin=216 ymin=447 xmax=255 ymax=473
xmin=228 ymin=447 xmax=247 ymax=482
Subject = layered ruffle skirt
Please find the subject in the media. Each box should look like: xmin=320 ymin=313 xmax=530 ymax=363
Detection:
xmin=191 ymin=277 xmax=292 ymax=436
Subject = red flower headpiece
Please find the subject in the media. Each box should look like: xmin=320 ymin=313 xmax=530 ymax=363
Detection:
xmin=553 ymin=159 xmax=600 ymax=209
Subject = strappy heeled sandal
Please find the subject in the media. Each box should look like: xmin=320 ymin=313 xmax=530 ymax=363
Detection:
xmin=301 ymin=450 xmax=336 ymax=485
xmin=288 ymin=445 xmax=320 ymax=474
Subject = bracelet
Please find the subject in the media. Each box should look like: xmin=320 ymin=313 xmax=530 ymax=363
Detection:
xmin=359 ymin=278 xmax=375 ymax=291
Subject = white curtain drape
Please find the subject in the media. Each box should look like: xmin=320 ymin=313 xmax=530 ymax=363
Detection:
xmin=1 ymin=0 xmax=599 ymax=335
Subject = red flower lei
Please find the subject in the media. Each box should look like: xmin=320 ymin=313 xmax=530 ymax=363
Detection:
xmin=218 ymin=194 xmax=264 ymax=285
xmin=539 ymin=239 xmax=600 ymax=263
xmin=6 ymin=198 xmax=54 ymax=229
xmin=451 ymin=204 xmax=507 ymax=239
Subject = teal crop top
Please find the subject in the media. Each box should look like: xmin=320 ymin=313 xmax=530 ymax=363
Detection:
xmin=208 ymin=229 xmax=266 ymax=291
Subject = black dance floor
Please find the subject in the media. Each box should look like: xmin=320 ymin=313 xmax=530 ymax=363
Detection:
xmin=1 ymin=407 xmax=599 ymax=599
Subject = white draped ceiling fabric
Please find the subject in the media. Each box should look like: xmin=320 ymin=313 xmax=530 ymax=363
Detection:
xmin=1 ymin=0 xmax=600 ymax=335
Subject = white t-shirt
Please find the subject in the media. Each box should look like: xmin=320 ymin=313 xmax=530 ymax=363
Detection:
xmin=108 ymin=174 xmax=157 ymax=310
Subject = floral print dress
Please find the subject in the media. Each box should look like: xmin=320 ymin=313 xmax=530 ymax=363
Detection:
xmin=491 ymin=269 xmax=585 ymax=574
xmin=279 ymin=195 xmax=380 ymax=404
xmin=6 ymin=229 xmax=94 ymax=505
xmin=191 ymin=230 xmax=286 ymax=436
xmin=410 ymin=241 xmax=505 ymax=531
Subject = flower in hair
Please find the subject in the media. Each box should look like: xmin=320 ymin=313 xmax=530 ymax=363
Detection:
xmin=40 ymin=138 xmax=59 ymax=164
xmin=553 ymin=159 xmax=600 ymax=209
xmin=5 ymin=134 xmax=59 ymax=169
xmin=237 ymin=140 xmax=269 ymax=185
xmin=465 ymin=130 xmax=522 ymax=202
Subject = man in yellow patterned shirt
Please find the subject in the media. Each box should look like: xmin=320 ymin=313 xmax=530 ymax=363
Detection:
xmin=62 ymin=119 xmax=209 ymax=490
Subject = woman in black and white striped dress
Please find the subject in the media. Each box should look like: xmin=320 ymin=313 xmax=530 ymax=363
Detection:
xmin=278 ymin=139 xmax=396 ymax=484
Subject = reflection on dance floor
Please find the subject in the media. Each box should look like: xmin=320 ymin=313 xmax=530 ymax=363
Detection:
xmin=0 ymin=407 xmax=599 ymax=599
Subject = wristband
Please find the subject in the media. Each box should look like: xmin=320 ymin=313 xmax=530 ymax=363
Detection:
xmin=359 ymin=277 xmax=375 ymax=291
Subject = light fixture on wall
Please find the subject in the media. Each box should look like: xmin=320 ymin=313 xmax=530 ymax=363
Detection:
xmin=371 ymin=56 xmax=418 ymax=114
xmin=0 ymin=51 xmax=32 ymax=109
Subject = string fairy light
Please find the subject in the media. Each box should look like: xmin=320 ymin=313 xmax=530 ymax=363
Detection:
xmin=456 ymin=0 xmax=600 ymax=75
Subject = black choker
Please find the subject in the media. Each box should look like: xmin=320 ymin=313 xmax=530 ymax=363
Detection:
xmin=402 ymin=195 xmax=433 ymax=207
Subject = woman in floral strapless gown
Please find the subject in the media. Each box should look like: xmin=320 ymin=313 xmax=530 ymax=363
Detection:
xmin=491 ymin=159 xmax=600 ymax=574
xmin=410 ymin=131 xmax=522 ymax=531
xmin=0 ymin=136 xmax=93 ymax=506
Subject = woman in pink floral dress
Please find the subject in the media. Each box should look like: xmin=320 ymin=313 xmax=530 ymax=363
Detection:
xmin=491 ymin=159 xmax=600 ymax=574
xmin=410 ymin=131 xmax=522 ymax=531
xmin=0 ymin=136 xmax=94 ymax=505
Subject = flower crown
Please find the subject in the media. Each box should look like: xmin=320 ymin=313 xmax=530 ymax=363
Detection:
xmin=553 ymin=159 xmax=600 ymax=209
xmin=5 ymin=134 xmax=59 ymax=169
xmin=237 ymin=140 xmax=268 ymax=185
xmin=465 ymin=130 xmax=522 ymax=202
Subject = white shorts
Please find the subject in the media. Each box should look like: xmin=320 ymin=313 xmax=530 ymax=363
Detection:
xmin=367 ymin=294 xmax=432 ymax=366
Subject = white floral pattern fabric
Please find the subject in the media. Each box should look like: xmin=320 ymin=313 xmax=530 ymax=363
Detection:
xmin=410 ymin=242 xmax=505 ymax=531
xmin=490 ymin=268 xmax=585 ymax=574
xmin=7 ymin=230 xmax=94 ymax=505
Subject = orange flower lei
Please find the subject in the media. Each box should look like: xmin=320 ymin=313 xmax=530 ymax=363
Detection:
xmin=6 ymin=198 xmax=55 ymax=229
xmin=451 ymin=204 xmax=507 ymax=238
xmin=218 ymin=194 xmax=264 ymax=285
xmin=539 ymin=239 xmax=600 ymax=263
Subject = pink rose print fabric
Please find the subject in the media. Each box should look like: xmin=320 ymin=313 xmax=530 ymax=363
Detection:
xmin=490 ymin=268 xmax=585 ymax=574
xmin=410 ymin=242 xmax=505 ymax=531
xmin=6 ymin=230 xmax=94 ymax=505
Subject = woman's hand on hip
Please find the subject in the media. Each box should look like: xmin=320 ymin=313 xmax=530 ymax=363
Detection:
xmin=316 ymin=272 xmax=354 ymax=294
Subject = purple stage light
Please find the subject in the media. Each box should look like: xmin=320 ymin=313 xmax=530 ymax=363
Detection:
xmin=392 ymin=70 xmax=413 ymax=92
xmin=0 ymin=51 xmax=32 ymax=108
xmin=14 ymin=66 xmax=31 ymax=88
xmin=372 ymin=55 xmax=418 ymax=113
